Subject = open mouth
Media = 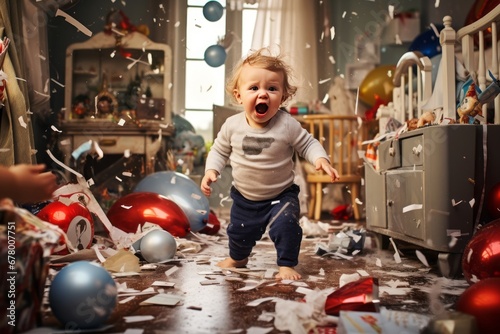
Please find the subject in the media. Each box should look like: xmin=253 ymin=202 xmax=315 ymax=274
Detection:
xmin=255 ymin=103 xmax=268 ymax=115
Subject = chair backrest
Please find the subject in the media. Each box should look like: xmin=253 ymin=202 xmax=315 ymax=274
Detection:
xmin=300 ymin=114 xmax=365 ymax=176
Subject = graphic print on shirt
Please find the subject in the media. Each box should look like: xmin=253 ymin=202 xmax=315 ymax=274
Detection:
xmin=242 ymin=136 xmax=275 ymax=155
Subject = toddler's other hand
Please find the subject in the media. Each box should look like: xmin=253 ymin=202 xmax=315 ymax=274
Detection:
xmin=315 ymin=158 xmax=340 ymax=182
xmin=201 ymin=170 xmax=219 ymax=197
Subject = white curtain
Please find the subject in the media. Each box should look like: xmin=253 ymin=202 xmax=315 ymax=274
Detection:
xmin=251 ymin=0 xmax=318 ymax=104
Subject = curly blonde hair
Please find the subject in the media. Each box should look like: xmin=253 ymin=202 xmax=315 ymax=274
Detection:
xmin=226 ymin=47 xmax=297 ymax=105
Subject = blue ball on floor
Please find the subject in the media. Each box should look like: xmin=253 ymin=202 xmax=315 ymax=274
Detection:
xmin=49 ymin=261 xmax=117 ymax=330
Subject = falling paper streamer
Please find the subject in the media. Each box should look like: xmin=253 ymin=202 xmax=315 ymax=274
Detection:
xmin=18 ymin=116 xmax=27 ymax=128
xmin=55 ymin=9 xmax=92 ymax=37
xmin=415 ymin=250 xmax=430 ymax=267
xmin=389 ymin=238 xmax=402 ymax=263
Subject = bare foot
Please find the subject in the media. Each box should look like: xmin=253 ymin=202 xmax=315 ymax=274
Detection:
xmin=275 ymin=266 xmax=301 ymax=280
xmin=216 ymin=257 xmax=248 ymax=268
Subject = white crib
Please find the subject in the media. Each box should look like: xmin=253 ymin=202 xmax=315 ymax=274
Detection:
xmin=365 ymin=5 xmax=500 ymax=278
xmin=387 ymin=4 xmax=500 ymax=126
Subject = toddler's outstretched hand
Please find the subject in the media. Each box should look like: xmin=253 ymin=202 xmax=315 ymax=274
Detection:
xmin=201 ymin=169 xmax=219 ymax=196
xmin=2 ymin=164 xmax=58 ymax=203
xmin=315 ymin=158 xmax=340 ymax=182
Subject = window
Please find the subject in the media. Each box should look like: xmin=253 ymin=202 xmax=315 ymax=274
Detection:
xmin=184 ymin=0 xmax=258 ymax=143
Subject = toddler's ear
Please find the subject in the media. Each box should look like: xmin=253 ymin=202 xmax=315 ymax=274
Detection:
xmin=233 ymin=90 xmax=242 ymax=103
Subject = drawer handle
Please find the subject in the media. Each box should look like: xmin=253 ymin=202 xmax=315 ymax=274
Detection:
xmin=99 ymin=139 xmax=117 ymax=146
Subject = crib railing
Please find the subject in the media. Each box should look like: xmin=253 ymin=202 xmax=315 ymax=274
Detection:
xmin=441 ymin=4 xmax=500 ymax=124
xmin=388 ymin=5 xmax=500 ymax=126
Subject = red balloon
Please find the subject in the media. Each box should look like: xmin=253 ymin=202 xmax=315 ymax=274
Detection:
xmin=37 ymin=201 xmax=94 ymax=254
xmin=107 ymin=192 xmax=190 ymax=237
xmin=200 ymin=211 xmax=221 ymax=235
xmin=486 ymin=182 xmax=500 ymax=219
xmin=462 ymin=219 xmax=500 ymax=284
xmin=456 ymin=277 xmax=500 ymax=334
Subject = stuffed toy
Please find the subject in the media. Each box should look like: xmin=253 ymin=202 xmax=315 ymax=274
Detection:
xmin=457 ymin=82 xmax=483 ymax=124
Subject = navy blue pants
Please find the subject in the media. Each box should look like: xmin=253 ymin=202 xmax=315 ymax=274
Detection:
xmin=227 ymin=184 xmax=302 ymax=267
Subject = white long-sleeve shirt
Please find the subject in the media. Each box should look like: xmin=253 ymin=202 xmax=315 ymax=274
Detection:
xmin=205 ymin=109 xmax=329 ymax=201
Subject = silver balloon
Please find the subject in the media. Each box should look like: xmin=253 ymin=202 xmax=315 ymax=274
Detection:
xmin=140 ymin=229 xmax=177 ymax=263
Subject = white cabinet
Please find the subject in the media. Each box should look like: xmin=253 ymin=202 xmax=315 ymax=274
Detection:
xmin=59 ymin=31 xmax=174 ymax=174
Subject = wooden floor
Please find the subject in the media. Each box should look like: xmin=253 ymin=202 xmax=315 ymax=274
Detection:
xmin=38 ymin=213 xmax=469 ymax=334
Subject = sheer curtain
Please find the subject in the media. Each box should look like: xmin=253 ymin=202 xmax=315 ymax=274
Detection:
xmin=251 ymin=0 xmax=318 ymax=104
xmin=0 ymin=0 xmax=35 ymax=165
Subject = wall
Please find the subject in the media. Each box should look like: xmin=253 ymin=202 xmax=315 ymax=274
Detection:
xmin=330 ymin=0 xmax=476 ymax=78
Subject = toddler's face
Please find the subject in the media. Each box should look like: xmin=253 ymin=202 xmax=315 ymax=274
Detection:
xmin=234 ymin=64 xmax=284 ymax=128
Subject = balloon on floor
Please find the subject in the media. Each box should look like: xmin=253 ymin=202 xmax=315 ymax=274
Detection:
xmin=49 ymin=261 xmax=117 ymax=329
xmin=140 ymin=229 xmax=177 ymax=263
xmin=456 ymin=277 xmax=500 ymax=334
xmin=134 ymin=171 xmax=209 ymax=232
xmin=37 ymin=200 xmax=94 ymax=254
xmin=106 ymin=192 xmax=191 ymax=237
xmin=461 ymin=218 xmax=500 ymax=284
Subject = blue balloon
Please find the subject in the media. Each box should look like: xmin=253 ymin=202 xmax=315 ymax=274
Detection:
xmin=203 ymin=1 xmax=224 ymax=22
xmin=409 ymin=24 xmax=444 ymax=59
xmin=49 ymin=261 xmax=117 ymax=330
xmin=204 ymin=44 xmax=227 ymax=67
xmin=134 ymin=171 xmax=209 ymax=232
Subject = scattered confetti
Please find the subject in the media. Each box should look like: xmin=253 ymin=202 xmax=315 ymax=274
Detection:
xmin=55 ymin=9 xmax=92 ymax=36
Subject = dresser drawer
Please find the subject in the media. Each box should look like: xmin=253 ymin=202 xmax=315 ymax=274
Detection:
xmin=401 ymin=135 xmax=424 ymax=167
xmin=378 ymin=139 xmax=401 ymax=171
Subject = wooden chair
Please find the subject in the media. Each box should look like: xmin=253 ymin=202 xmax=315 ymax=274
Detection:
xmin=300 ymin=114 xmax=365 ymax=220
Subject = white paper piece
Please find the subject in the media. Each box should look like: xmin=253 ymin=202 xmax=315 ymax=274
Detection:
xmin=357 ymin=269 xmax=370 ymax=276
xmin=112 ymin=272 xmax=140 ymax=277
xmin=389 ymin=238 xmax=402 ymax=263
xmin=264 ymin=268 xmax=276 ymax=279
xmin=123 ymin=315 xmax=154 ymax=323
xmin=140 ymin=293 xmax=183 ymax=306
xmin=55 ymin=9 xmax=92 ymax=36
xmin=118 ymin=296 xmax=136 ymax=304
xmin=18 ymin=116 xmax=27 ymax=128
xmin=402 ymin=204 xmax=423 ymax=213
xmin=415 ymin=250 xmax=430 ymax=267
xmin=246 ymin=327 xmax=273 ymax=334
xmin=123 ymin=329 xmax=144 ymax=334
xmin=165 ymin=266 xmax=179 ymax=276
xmin=339 ymin=273 xmax=361 ymax=287
xmin=151 ymin=281 xmax=175 ymax=287
xmin=246 ymin=297 xmax=276 ymax=307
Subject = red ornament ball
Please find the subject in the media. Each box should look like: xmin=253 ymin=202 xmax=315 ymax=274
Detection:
xmin=486 ymin=182 xmax=500 ymax=219
xmin=37 ymin=201 xmax=94 ymax=254
xmin=462 ymin=219 xmax=500 ymax=284
xmin=456 ymin=277 xmax=500 ymax=334
xmin=107 ymin=192 xmax=190 ymax=237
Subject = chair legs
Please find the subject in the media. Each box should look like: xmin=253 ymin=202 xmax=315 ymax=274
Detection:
xmin=350 ymin=183 xmax=360 ymax=220
xmin=307 ymin=182 xmax=362 ymax=221
xmin=314 ymin=182 xmax=323 ymax=220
